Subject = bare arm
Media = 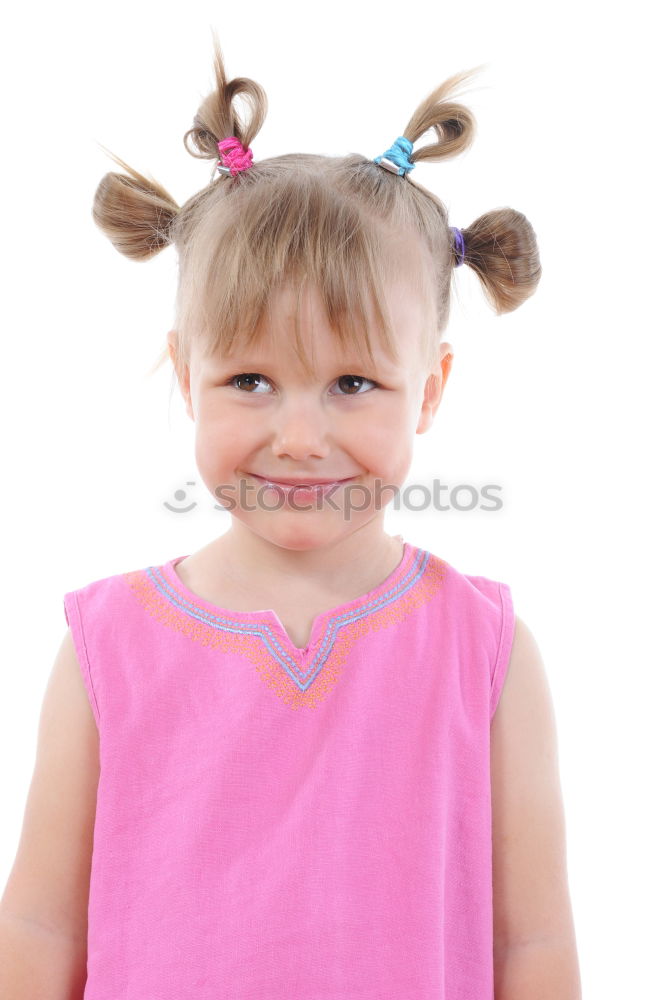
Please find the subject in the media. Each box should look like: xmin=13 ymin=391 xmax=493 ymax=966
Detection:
xmin=0 ymin=913 xmax=88 ymax=1000
xmin=0 ymin=628 xmax=99 ymax=999
xmin=491 ymin=616 xmax=582 ymax=1000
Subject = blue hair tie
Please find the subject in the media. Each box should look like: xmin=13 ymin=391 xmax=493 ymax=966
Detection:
xmin=373 ymin=135 xmax=415 ymax=176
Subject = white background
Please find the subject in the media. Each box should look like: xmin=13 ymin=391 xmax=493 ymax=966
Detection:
xmin=1 ymin=2 xmax=664 ymax=996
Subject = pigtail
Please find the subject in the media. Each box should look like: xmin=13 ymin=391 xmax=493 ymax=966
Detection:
xmin=91 ymin=30 xmax=268 ymax=263
xmin=182 ymin=32 xmax=267 ymax=176
xmin=91 ymin=148 xmax=180 ymax=261
xmin=456 ymin=209 xmax=542 ymax=313
xmin=393 ymin=69 xmax=542 ymax=314
xmin=401 ymin=69 xmax=480 ymax=163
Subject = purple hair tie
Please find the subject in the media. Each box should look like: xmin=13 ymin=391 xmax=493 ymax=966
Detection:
xmin=451 ymin=226 xmax=465 ymax=268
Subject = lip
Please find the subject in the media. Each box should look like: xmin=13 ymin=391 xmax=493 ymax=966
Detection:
xmin=250 ymin=474 xmax=355 ymax=487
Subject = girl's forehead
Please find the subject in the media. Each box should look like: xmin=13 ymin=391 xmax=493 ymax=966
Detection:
xmin=197 ymin=272 xmax=424 ymax=356
xmin=265 ymin=275 xmax=424 ymax=325
xmin=196 ymin=327 xmax=400 ymax=376
xmin=193 ymin=275 xmax=430 ymax=372
xmin=267 ymin=279 xmax=426 ymax=356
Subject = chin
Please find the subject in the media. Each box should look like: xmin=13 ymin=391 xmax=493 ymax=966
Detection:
xmin=252 ymin=516 xmax=349 ymax=552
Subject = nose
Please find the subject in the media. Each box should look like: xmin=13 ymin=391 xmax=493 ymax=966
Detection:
xmin=270 ymin=394 xmax=331 ymax=461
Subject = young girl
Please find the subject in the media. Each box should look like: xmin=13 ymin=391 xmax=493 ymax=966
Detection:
xmin=0 ymin=36 xmax=581 ymax=1000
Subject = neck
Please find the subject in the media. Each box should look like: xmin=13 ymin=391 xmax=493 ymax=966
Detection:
xmin=205 ymin=520 xmax=403 ymax=599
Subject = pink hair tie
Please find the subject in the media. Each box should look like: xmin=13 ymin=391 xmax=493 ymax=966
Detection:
xmin=216 ymin=136 xmax=254 ymax=176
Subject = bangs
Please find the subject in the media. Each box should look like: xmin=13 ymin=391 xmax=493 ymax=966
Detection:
xmin=172 ymin=158 xmax=436 ymax=378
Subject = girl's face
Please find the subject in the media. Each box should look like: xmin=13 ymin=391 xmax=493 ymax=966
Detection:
xmin=169 ymin=279 xmax=452 ymax=552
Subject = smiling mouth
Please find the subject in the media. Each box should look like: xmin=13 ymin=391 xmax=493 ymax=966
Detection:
xmin=249 ymin=474 xmax=355 ymax=489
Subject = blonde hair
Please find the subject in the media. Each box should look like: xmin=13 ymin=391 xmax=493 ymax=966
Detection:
xmin=92 ymin=32 xmax=541 ymax=388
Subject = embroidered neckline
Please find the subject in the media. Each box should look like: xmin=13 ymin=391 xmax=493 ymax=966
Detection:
xmin=124 ymin=540 xmax=448 ymax=708
xmin=155 ymin=538 xmax=416 ymax=653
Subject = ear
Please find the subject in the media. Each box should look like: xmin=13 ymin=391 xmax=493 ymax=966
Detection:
xmin=416 ymin=341 xmax=453 ymax=435
xmin=167 ymin=330 xmax=194 ymax=422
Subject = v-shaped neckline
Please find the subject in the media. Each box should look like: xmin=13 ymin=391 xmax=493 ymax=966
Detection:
xmin=153 ymin=535 xmax=419 ymax=657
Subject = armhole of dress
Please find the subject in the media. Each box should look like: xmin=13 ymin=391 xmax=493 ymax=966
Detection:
xmin=63 ymin=592 xmax=101 ymax=728
xmin=489 ymin=581 xmax=515 ymax=721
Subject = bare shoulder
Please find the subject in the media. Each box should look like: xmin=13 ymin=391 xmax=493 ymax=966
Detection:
xmin=490 ymin=616 xmax=578 ymax=950
xmin=0 ymin=628 xmax=99 ymax=943
xmin=492 ymin=616 xmax=556 ymax=742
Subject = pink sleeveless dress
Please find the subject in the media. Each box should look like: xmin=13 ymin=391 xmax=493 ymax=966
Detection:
xmin=64 ymin=538 xmax=514 ymax=999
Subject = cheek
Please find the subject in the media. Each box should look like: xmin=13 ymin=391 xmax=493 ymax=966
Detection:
xmin=352 ymin=402 xmax=415 ymax=474
xmin=193 ymin=420 xmax=239 ymax=479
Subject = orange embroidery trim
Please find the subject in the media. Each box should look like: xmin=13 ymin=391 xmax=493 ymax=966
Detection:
xmin=124 ymin=549 xmax=447 ymax=710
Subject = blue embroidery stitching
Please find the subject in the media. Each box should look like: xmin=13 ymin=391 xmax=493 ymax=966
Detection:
xmin=146 ymin=547 xmax=428 ymax=692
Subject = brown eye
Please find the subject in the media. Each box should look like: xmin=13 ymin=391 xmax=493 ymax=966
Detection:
xmin=333 ymin=375 xmax=376 ymax=395
xmin=229 ymin=373 xmax=271 ymax=393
